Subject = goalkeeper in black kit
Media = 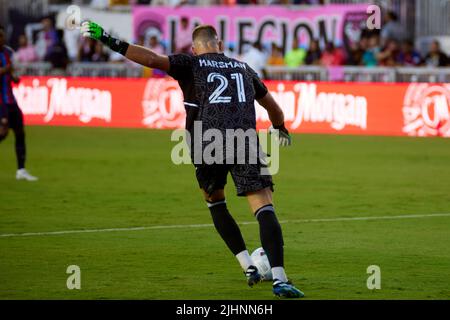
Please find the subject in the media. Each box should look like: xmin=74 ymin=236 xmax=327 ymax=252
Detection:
xmin=81 ymin=21 xmax=304 ymax=298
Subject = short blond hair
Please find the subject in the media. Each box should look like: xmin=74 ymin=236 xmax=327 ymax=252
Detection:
xmin=192 ymin=25 xmax=218 ymax=42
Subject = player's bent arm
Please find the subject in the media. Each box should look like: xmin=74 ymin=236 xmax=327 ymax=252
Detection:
xmin=80 ymin=21 xmax=169 ymax=71
xmin=257 ymin=92 xmax=284 ymax=127
xmin=257 ymin=92 xmax=292 ymax=146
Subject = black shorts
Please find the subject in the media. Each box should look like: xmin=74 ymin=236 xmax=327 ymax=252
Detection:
xmin=0 ymin=103 xmax=24 ymax=131
xmin=195 ymin=163 xmax=274 ymax=197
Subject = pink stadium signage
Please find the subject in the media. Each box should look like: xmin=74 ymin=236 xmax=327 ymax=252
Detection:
xmin=132 ymin=4 xmax=370 ymax=54
xmin=13 ymin=77 xmax=450 ymax=138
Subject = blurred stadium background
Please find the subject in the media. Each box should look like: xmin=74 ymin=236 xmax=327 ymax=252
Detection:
xmin=1 ymin=0 xmax=450 ymax=82
xmin=1 ymin=0 xmax=450 ymax=300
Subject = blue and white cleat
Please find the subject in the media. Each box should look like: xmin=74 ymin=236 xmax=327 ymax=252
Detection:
xmin=245 ymin=265 xmax=262 ymax=287
xmin=272 ymin=279 xmax=305 ymax=298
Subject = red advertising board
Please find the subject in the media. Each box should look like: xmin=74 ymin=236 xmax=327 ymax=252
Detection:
xmin=12 ymin=77 xmax=450 ymax=138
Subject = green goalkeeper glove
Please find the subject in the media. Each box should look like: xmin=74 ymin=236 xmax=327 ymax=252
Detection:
xmin=269 ymin=122 xmax=292 ymax=147
xmin=80 ymin=21 xmax=129 ymax=55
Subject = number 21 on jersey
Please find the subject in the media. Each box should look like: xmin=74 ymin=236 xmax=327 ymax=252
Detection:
xmin=207 ymin=72 xmax=246 ymax=104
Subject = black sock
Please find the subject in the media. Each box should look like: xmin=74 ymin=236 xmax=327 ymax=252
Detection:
xmin=208 ymin=200 xmax=247 ymax=256
xmin=256 ymin=205 xmax=284 ymax=268
xmin=14 ymin=129 xmax=26 ymax=169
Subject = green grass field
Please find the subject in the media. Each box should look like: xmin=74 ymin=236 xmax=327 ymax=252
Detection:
xmin=0 ymin=126 xmax=449 ymax=300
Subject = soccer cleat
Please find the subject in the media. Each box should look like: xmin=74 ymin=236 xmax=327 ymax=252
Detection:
xmin=245 ymin=265 xmax=262 ymax=287
xmin=16 ymin=169 xmax=38 ymax=181
xmin=272 ymin=279 xmax=305 ymax=298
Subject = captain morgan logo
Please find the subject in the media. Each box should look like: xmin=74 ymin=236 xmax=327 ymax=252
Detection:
xmin=403 ymin=83 xmax=450 ymax=137
xmin=13 ymin=78 xmax=112 ymax=123
xmin=141 ymin=78 xmax=185 ymax=128
xmin=142 ymin=80 xmax=368 ymax=132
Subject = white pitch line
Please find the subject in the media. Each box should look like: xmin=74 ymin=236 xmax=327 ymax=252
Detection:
xmin=0 ymin=213 xmax=449 ymax=238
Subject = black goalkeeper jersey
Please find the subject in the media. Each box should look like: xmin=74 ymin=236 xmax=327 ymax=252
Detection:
xmin=167 ymin=52 xmax=268 ymax=135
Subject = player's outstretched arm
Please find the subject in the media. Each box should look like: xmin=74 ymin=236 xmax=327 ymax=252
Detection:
xmin=257 ymin=92 xmax=292 ymax=146
xmin=81 ymin=21 xmax=169 ymax=71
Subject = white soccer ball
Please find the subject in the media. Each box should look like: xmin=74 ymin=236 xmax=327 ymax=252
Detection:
xmin=251 ymin=247 xmax=272 ymax=281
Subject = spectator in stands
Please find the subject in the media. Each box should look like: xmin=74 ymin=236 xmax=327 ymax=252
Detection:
xmin=241 ymin=41 xmax=267 ymax=78
xmin=305 ymin=39 xmax=322 ymax=65
xmin=284 ymin=37 xmax=306 ymax=67
xmin=44 ymin=29 xmax=69 ymax=72
xmin=174 ymin=17 xmax=192 ymax=54
xmin=78 ymin=37 xmax=96 ymax=62
xmin=14 ymin=34 xmax=38 ymax=63
xmin=362 ymin=34 xmax=381 ymax=67
xmin=64 ymin=28 xmax=81 ymax=62
xmin=149 ymin=35 xmax=165 ymax=55
xmin=358 ymin=35 xmax=369 ymax=54
xmin=91 ymin=42 xmax=109 ymax=62
xmin=293 ymin=0 xmax=325 ymax=3
xmin=136 ymin=34 xmax=146 ymax=46
xmin=423 ymin=40 xmax=449 ymax=67
xmin=36 ymin=17 xmax=58 ymax=61
xmin=380 ymin=11 xmax=406 ymax=46
xmin=377 ymin=39 xmax=400 ymax=67
xmin=346 ymin=41 xmax=363 ymax=66
xmin=320 ymin=42 xmax=345 ymax=66
xmin=152 ymin=0 xmax=195 ymax=5
xmin=147 ymin=35 xmax=167 ymax=77
xmin=235 ymin=0 xmax=258 ymax=4
xmin=267 ymin=43 xmax=284 ymax=66
xmin=396 ymin=40 xmax=421 ymax=67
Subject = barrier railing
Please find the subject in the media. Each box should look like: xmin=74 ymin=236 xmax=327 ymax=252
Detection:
xmin=14 ymin=62 xmax=53 ymax=76
xmin=67 ymin=62 xmax=144 ymax=78
xmin=14 ymin=63 xmax=450 ymax=83
xmin=396 ymin=67 xmax=450 ymax=83
xmin=341 ymin=67 xmax=397 ymax=83
xmin=265 ymin=66 xmax=450 ymax=83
